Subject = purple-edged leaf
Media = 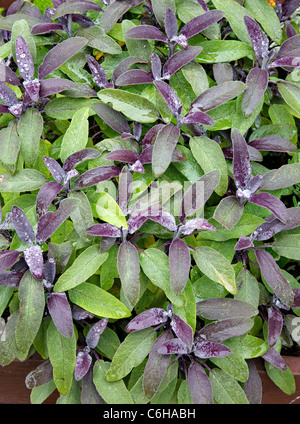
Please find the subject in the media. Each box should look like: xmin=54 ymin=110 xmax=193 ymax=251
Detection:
xmin=85 ymin=223 xmax=121 ymax=238
xmin=249 ymin=192 xmax=288 ymax=223
xmin=15 ymin=35 xmax=34 ymax=83
xmin=285 ymin=22 xmax=297 ymax=39
xmin=157 ymin=338 xmax=189 ymax=355
xmin=169 ymin=238 xmax=191 ymax=296
xmin=151 ymin=53 xmax=162 ymax=80
xmin=235 ymin=235 xmax=254 ymax=251
xmin=142 ymin=124 xmax=165 ymax=147
xmin=148 ymin=210 xmax=177 ymax=232
xmin=180 ymin=9 xmax=225 ymax=39
xmin=36 ymin=181 xmax=63 ymax=219
xmin=143 ymin=330 xmax=173 ymax=399
xmin=267 ymin=306 xmax=283 ymax=348
xmin=187 ymin=361 xmax=213 ymax=404
xmin=232 ymin=128 xmax=252 ymax=190
xmin=72 ymin=304 xmax=94 ymax=321
xmin=213 ymin=195 xmax=244 ymax=230
xmin=261 ymin=348 xmax=286 ymax=371
xmin=249 ymin=136 xmax=297 ymax=153
xmin=0 ymin=271 xmax=24 ymax=287
xmin=126 ymin=308 xmax=168 ymax=332
xmin=43 ymin=258 xmax=56 ymax=285
xmin=196 ymin=298 xmax=258 ymax=320
xmin=117 ymin=241 xmax=140 ymax=307
xmin=36 ymin=198 xmax=79 ymax=244
xmin=139 ymin=144 xmax=153 ymax=165
xmin=180 ymin=218 xmax=216 ymax=235
xmin=154 ymin=80 xmax=182 ymax=116
xmin=170 ymin=314 xmax=194 ymax=348
xmin=111 ymin=56 xmax=148 ymax=84
xmin=47 ymin=292 xmax=74 ymax=338
xmin=152 ymin=124 xmax=180 ymax=178
xmin=183 ymin=110 xmax=214 ymax=126
xmin=93 ymin=103 xmax=131 ymax=135
xmin=74 ymin=350 xmax=92 ymax=381
xmin=0 ymin=105 xmax=10 ymax=114
xmin=12 ymin=206 xmax=35 ymax=245
xmin=270 ymin=56 xmax=300 ymax=68
xmin=25 ymin=359 xmax=54 ymax=390
xmin=24 ymin=245 xmax=44 ymax=280
xmin=86 ymin=54 xmax=108 ymax=88
xmin=244 ymin=359 xmax=262 ymax=404
xmin=125 ymin=25 xmax=168 ymax=43
xmin=255 ymin=249 xmax=294 ymax=307
xmin=191 ymin=81 xmax=246 ymax=112
xmin=63 ymin=148 xmax=100 ymax=172
xmin=252 ymin=217 xmax=286 ymax=242
xmin=105 ymin=149 xmax=139 ymax=164
xmin=276 ymin=34 xmax=300 ymax=60
xmin=126 ymin=213 xmax=148 ymax=234
xmin=163 ymin=46 xmax=202 ymax=80
xmin=165 ymin=8 xmax=178 ymax=40
xmin=117 ymin=166 xmax=133 ymax=214
xmin=179 ymin=170 xmax=220 ymax=221
xmin=244 ymin=16 xmax=269 ymax=61
xmin=242 ymin=67 xmax=268 ymax=118
xmin=53 ymin=0 xmax=103 ymax=19
xmin=292 ymin=288 xmax=300 ymax=308
xmin=38 ymin=37 xmax=88 ymax=80
xmin=43 ymin=157 xmax=66 ymax=183
xmin=115 ymin=69 xmax=154 ymax=87
xmin=197 ymin=317 xmax=255 ymax=343
xmin=0 ymin=251 xmax=21 ymax=273
xmin=23 ymin=79 xmax=40 ymax=103
xmin=0 ymin=82 xmax=18 ymax=107
xmin=39 ymin=78 xmax=91 ymax=98
xmin=86 ymin=318 xmax=108 ymax=349
xmin=194 ymin=341 xmax=232 ymax=359
xmin=31 ymin=23 xmax=64 ymax=35
xmin=0 ymin=63 xmax=20 ymax=86
xmin=73 ymin=165 xmax=121 ymax=190
xmin=100 ymin=0 xmax=143 ymax=34
xmin=282 ymin=0 xmax=300 ymax=20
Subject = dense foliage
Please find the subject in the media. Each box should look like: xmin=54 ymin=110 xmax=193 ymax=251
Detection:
xmin=0 ymin=0 xmax=300 ymax=405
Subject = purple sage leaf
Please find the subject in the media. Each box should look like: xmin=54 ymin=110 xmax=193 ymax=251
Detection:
xmin=143 ymin=330 xmax=173 ymax=399
xmin=12 ymin=206 xmax=35 ymax=245
xmin=242 ymin=67 xmax=268 ymax=117
xmin=244 ymin=16 xmax=269 ymax=62
xmin=36 ymin=198 xmax=79 ymax=244
xmin=47 ymin=292 xmax=74 ymax=338
xmin=36 ymin=181 xmax=63 ymax=219
xmin=73 ymin=166 xmax=121 ymax=190
xmin=255 ymin=249 xmax=294 ymax=307
xmin=194 ymin=341 xmax=232 ymax=358
xmin=74 ymin=350 xmax=93 ymax=381
xmin=157 ymin=338 xmax=189 ymax=355
xmin=249 ymin=192 xmax=288 ymax=223
xmin=267 ymin=306 xmax=283 ymax=348
xmin=187 ymin=361 xmax=213 ymax=404
xmin=117 ymin=241 xmax=140 ymax=307
xmin=86 ymin=318 xmax=108 ymax=349
xmin=163 ymin=46 xmax=202 ymax=80
xmin=38 ymin=37 xmax=88 ymax=80
xmin=15 ymin=35 xmax=34 ymax=83
xmin=24 ymin=245 xmax=44 ymax=280
xmin=169 ymin=238 xmax=191 ymax=295
xmin=126 ymin=308 xmax=168 ymax=332
xmin=0 ymin=250 xmax=21 ymax=273
xmin=170 ymin=314 xmax=194 ymax=348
